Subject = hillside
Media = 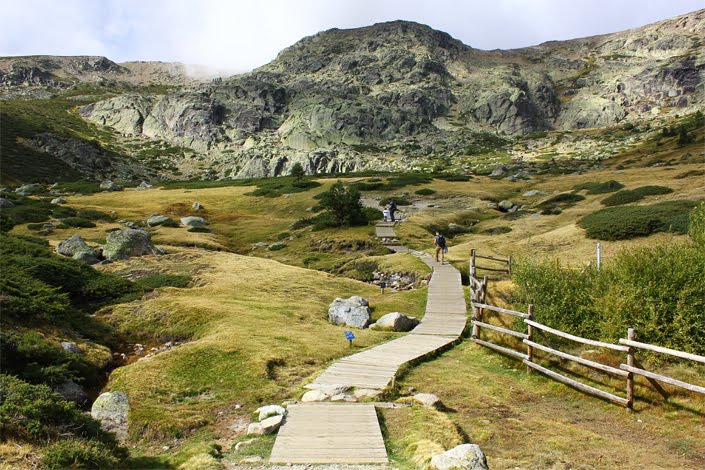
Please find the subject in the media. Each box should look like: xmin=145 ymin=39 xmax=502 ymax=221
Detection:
xmin=1 ymin=10 xmax=703 ymax=183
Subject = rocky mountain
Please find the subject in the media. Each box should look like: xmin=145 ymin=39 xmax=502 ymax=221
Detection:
xmin=2 ymin=9 xmax=703 ymax=181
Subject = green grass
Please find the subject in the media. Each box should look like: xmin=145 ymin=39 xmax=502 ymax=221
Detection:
xmin=601 ymin=185 xmax=674 ymax=206
xmin=573 ymin=180 xmax=624 ymax=194
xmin=579 ymin=200 xmax=696 ymax=240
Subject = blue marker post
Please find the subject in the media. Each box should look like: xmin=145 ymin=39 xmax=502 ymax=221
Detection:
xmin=344 ymin=331 xmax=355 ymax=348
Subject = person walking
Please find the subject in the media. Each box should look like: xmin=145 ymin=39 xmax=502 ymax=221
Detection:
xmin=382 ymin=208 xmax=390 ymax=222
xmin=434 ymin=230 xmax=447 ymax=263
xmin=388 ymin=200 xmax=397 ymax=222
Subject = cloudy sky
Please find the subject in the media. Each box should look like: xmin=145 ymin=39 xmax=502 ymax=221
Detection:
xmin=1 ymin=0 xmax=701 ymax=72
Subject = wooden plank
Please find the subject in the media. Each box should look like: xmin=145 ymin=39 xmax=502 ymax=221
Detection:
xmin=523 ymin=340 xmax=628 ymax=377
xmin=473 ymin=338 xmax=528 ymax=360
xmin=475 ymin=265 xmax=510 ymax=273
xmin=620 ymin=364 xmax=705 ymax=395
xmin=618 ymin=339 xmax=705 ymax=364
xmin=525 ymin=319 xmax=629 ymax=352
xmin=472 ymin=303 xmax=529 ymax=319
xmin=474 ymin=254 xmax=510 ymax=263
xmin=524 ymin=360 xmax=629 ymax=406
xmin=473 ymin=320 xmax=528 ymax=339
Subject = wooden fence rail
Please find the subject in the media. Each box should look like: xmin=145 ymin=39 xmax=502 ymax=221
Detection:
xmin=468 ymin=248 xmax=705 ymax=411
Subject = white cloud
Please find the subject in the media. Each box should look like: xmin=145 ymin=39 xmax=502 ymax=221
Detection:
xmin=0 ymin=0 xmax=701 ymax=71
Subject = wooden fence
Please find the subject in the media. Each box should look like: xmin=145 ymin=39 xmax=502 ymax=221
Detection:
xmin=468 ymin=249 xmax=705 ymax=411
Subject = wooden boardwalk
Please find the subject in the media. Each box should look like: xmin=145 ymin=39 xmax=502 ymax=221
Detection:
xmin=269 ymin=222 xmax=467 ymax=464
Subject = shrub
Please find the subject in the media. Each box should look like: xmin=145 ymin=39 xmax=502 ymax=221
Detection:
xmin=573 ymin=180 xmax=624 ymax=194
xmin=363 ymin=207 xmax=383 ymax=222
xmin=415 ymin=188 xmax=436 ymax=196
xmin=317 ymin=181 xmax=366 ymax=228
xmin=268 ymin=242 xmax=286 ymax=251
xmin=601 ymin=185 xmax=673 ymax=206
xmin=188 ymin=226 xmax=211 ymax=233
xmin=689 ymin=202 xmax=705 ymax=248
xmin=537 ymin=193 xmax=585 ymax=209
xmin=160 ymin=219 xmax=181 ymax=228
xmin=290 ymin=162 xmax=305 ymax=181
xmin=480 ymin=226 xmax=512 ymax=235
xmin=578 ymin=200 xmax=696 ymax=240
xmin=52 ymin=206 xmax=78 ymax=218
xmin=26 ymin=222 xmax=46 ymax=231
xmin=540 ymin=206 xmax=562 ymax=215
xmin=302 ymin=256 xmax=319 ymax=266
xmin=76 ymin=209 xmax=112 ymax=221
xmin=290 ymin=217 xmax=314 ymax=230
xmin=0 ymin=265 xmax=71 ymax=320
xmin=379 ymin=195 xmax=412 ymax=206
xmin=42 ymin=439 xmax=124 ymax=470
xmin=59 ymin=217 xmax=96 ymax=228
xmin=439 ymin=174 xmax=472 ymax=182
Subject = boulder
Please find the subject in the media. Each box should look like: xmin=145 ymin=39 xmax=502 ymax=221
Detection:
xmin=412 ymin=393 xmax=442 ymax=408
xmin=349 ymin=295 xmax=369 ymax=307
xmin=100 ymin=180 xmax=123 ymax=191
xmin=137 ymin=181 xmax=153 ymax=190
xmin=192 ymin=202 xmax=203 ymax=211
xmin=73 ymin=250 xmax=100 ymax=265
xmin=353 ymin=388 xmax=384 ymax=400
xmin=371 ymin=312 xmax=419 ymax=332
xmin=490 ymin=165 xmax=508 ymax=177
xmin=0 ymin=198 xmax=15 ymax=208
xmin=103 ymin=229 xmax=159 ymax=261
xmin=247 ymin=414 xmax=284 ymax=435
xmin=430 ymin=444 xmax=488 ymax=470
xmin=328 ymin=297 xmax=372 ymax=329
xmin=60 ymin=341 xmax=81 ymax=354
xmin=56 ymin=235 xmax=98 ymax=258
xmin=522 ymin=190 xmax=546 ymax=197
xmin=498 ymin=200 xmax=514 ymax=212
xmin=301 ymin=390 xmax=330 ymax=402
xmin=15 ymin=183 xmax=42 ymax=196
xmin=147 ymin=214 xmax=173 ymax=227
xmin=91 ymin=391 xmax=129 ymax=440
xmin=254 ymin=404 xmax=286 ymax=421
xmin=55 ymin=380 xmax=88 ymax=405
xmin=180 ymin=216 xmax=207 ymax=227
xmin=50 ymin=197 xmax=66 ymax=204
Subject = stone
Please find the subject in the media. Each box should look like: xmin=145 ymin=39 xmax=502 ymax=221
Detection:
xmin=522 ymin=190 xmax=546 ymax=197
xmin=353 ymin=388 xmax=384 ymax=400
xmin=192 ymin=202 xmax=203 ymax=210
xmin=73 ymin=251 xmax=100 ymax=265
xmin=349 ymin=295 xmax=369 ymax=307
xmin=254 ymin=404 xmax=286 ymax=421
xmin=490 ymin=165 xmax=508 ymax=177
xmin=100 ymin=180 xmax=123 ymax=191
xmin=430 ymin=444 xmax=488 ymax=470
xmin=15 ymin=183 xmax=42 ymax=196
xmin=371 ymin=312 xmax=419 ymax=332
xmin=56 ymin=235 xmax=98 ymax=257
xmin=137 ymin=181 xmax=153 ymax=190
xmin=50 ymin=197 xmax=66 ymax=204
xmin=60 ymin=341 xmax=81 ymax=354
xmin=147 ymin=214 xmax=173 ymax=227
xmin=55 ymin=380 xmax=88 ymax=405
xmin=180 ymin=216 xmax=207 ymax=227
xmin=234 ymin=438 xmax=256 ymax=452
xmin=0 ymin=198 xmax=14 ymax=208
xmin=103 ymin=229 xmax=159 ymax=261
xmin=328 ymin=297 xmax=372 ymax=329
xmin=91 ymin=392 xmax=129 ymax=440
xmin=240 ymin=456 xmax=263 ymax=463
xmin=412 ymin=393 xmax=442 ymax=408
xmin=498 ymin=200 xmax=514 ymax=212
xmin=246 ymin=414 xmax=284 ymax=435
xmin=301 ymin=390 xmax=329 ymax=402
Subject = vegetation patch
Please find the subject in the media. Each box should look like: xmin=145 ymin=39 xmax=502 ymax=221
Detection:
xmin=438 ymin=174 xmax=472 ymax=182
xmin=537 ymin=193 xmax=585 ymax=209
xmin=380 ymin=195 xmax=412 ymax=206
xmin=415 ymin=188 xmax=436 ymax=196
xmin=601 ymin=185 xmax=673 ymax=206
xmin=58 ymin=217 xmax=96 ymax=228
xmin=573 ymin=180 xmax=624 ymax=194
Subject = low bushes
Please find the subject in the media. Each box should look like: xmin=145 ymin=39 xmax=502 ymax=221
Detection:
xmin=379 ymin=195 xmax=412 ymax=206
xmin=573 ymin=180 xmax=624 ymax=194
xmin=538 ymin=193 xmax=585 ymax=209
xmin=415 ymin=188 xmax=436 ymax=196
xmin=578 ymin=200 xmax=696 ymax=240
xmin=58 ymin=217 xmax=96 ymax=228
xmin=601 ymin=185 xmax=673 ymax=206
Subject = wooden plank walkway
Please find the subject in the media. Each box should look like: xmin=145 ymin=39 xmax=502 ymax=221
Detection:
xmin=270 ymin=222 xmax=467 ymax=464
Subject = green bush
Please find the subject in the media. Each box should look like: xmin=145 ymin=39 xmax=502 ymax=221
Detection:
xmin=60 ymin=217 xmax=96 ymax=228
xmin=26 ymin=222 xmax=47 ymax=231
xmin=56 ymin=181 xmax=103 ymax=194
xmin=76 ymin=209 xmax=112 ymax=221
xmin=601 ymin=185 xmax=673 ymax=206
xmin=540 ymin=206 xmax=562 ymax=215
xmin=578 ymin=200 xmax=696 ymax=240
xmin=439 ymin=174 xmax=472 ymax=182
xmin=317 ymin=181 xmax=366 ymax=228
xmin=537 ymin=193 xmax=585 ymax=209
xmin=573 ymin=180 xmax=624 ymax=194
xmin=188 ymin=226 xmax=211 ymax=233
xmin=415 ymin=188 xmax=436 ymax=196
xmin=689 ymin=202 xmax=705 ymax=248
xmin=290 ymin=217 xmax=314 ymax=230
xmin=379 ymin=195 xmax=412 ymax=206
xmin=42 ymin=438 xmax=124 ymax=469
xmin=52 ymin=206 xmax=78 ymax=218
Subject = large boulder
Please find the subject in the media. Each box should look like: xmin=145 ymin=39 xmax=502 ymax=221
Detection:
xmin=371 ymin=312 xmax=419 ymax=332
xmin=73 ymin=250 xmax=100 ymax=265
xmin=147 ymin=214 xmax=173 ymax=227
xmin=180 ymin=216 xmax=207 ymax=227
xmin=430 ymin=444 xmax=488 ymax=470
xmin=247 ymin=414 xmax=284 ymax=435
xmin=103 ymin=229 xmax=159 ymax=261
xmin=55 ymin=380 xmax=88 ymax=405
xmin=15 ymin=183 xmax=42 ymax=196
xmin=56 ymin=234 xmax=99 ymax=258
xmin=498 ymin=200 xmax=514 ymax=212
xmin=91 ymin=391 xmax=129 ymax=440
xmin=412 ymin=393 xmax=443 ymax=408
xmin=328 ymin=296 xmax=372 ymax=329
xmin=100 ymin=180 xmax=123 ymax=191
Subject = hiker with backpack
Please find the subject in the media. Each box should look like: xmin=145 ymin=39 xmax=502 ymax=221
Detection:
xmin=388 ymin=200 xmax=397 ymax=222
xmin=434 ymin=231 xmax=447 ymax=263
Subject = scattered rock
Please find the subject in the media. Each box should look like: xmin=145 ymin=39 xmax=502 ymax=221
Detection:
xmin=234 ymin=438 xmax=256 ymax=452
xmin=60 ymin=341 xmax=81 ymax=354
xmin=103 ymin=229 xmax=160 ymax=261
xmin=301 ymin=390 xmax=329 ymax=402
xmin=240 ymin=456 xmax=263 ymax=463
xmin=91 ymin=391 xmax=129 ymax=440
xmin=72 ymin=250 xmax=100 ymax=265
xmin=137 ymin=181 xmax=153 ymax=190
xmin=100 ymin=180 xmax=123 ymax=191
xmin=55 ymin=380 xmax=88 ymax=405
xmin=147 ymin=214 xmax=174 ymax=227
xmin=50 ymin=197 xmax=66 ymax=204
xmin=522 ymin=190 xmax=546 ymax=197
xmin=15 ymin=183 xmax=42 ymax=196
xmin=490 ymin=165 xmax=508 ymax=177
xmin=498 ymin=200 xmax=514 ymax=212
xmin=371 ymin=312 xmax=419 ymax=332
xmin=57 ymin=234 xmax=99 ymax=258
xmin=0 ymin=198 xmax=15 ymax=208
xmin=328 ymin=296 xmax=372 ymax=329
xmin=412 ymin=393 xmax=442 ymax=408
xmin=430 ymin=444 xmax=488 ymax=470
xmin=192 ymin=202 xmax=203 ymax=211
xmin=246 ymin=414 xmax=284 ymax=435
xmin=254 ymin=404 xmax=286 ymax=421
xmin=353 ymin=388 xmax=384 ymax=400
xmin=180 ymin=216 xmax=207 ymax=227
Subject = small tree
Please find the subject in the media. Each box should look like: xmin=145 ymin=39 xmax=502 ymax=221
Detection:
xmin=290 ymin=163 xmax=305 ymax=182
xmin=319 ymin=181 xmax=365 ymax=227
xmin=689 ymin=201 xmax=705 ymax=248
xmin=677 ymin=126 xmax=693 ymax=146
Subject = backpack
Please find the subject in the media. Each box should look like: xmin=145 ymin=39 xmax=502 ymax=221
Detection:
xmin=436 ymin=235 xmax=446 ymax=247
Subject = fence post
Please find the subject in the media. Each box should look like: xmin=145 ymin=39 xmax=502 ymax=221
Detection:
xmin=626 ymin=328 xmax=635 ymax=411
xmin=596 ymin=243 xmax=602 ymax=272
xmin=470 ymin=248 xmax=476 ymax=279
xmin=526 ymin=304 xmax=534 ymax=374
xmin=508 ymin=255 xmax=513 ymax=276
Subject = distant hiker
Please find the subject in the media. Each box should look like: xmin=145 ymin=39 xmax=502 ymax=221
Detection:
xmin=434 ymin=230 xmax=447 ymax=263
xmin=382 ymin=208 xmax=390 ymax=222
xmin=388 ymin=200 xmax=397 ymax=222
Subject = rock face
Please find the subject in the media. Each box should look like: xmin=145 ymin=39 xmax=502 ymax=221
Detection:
xmin=371 ymin=312 xmax=419 ymax=331
xmin=103 ymin=229 xmax=159 ymax=261
xmin=328 ymin=296 xmax=372 ymax=329
xmin=247 ymin=414 xmax=284 ymax=435
xmin=180 ymin=216 xmax=207 ymax=227
xmin=0 ymin=198 xmax=14 ymax=208
xmin=91 ymin=391 xmax=129 ymax=440
xmin=430 ymin=444 xmax=488 ymax=470
xmin=56 ymin=234 xmax=99 ymax=258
